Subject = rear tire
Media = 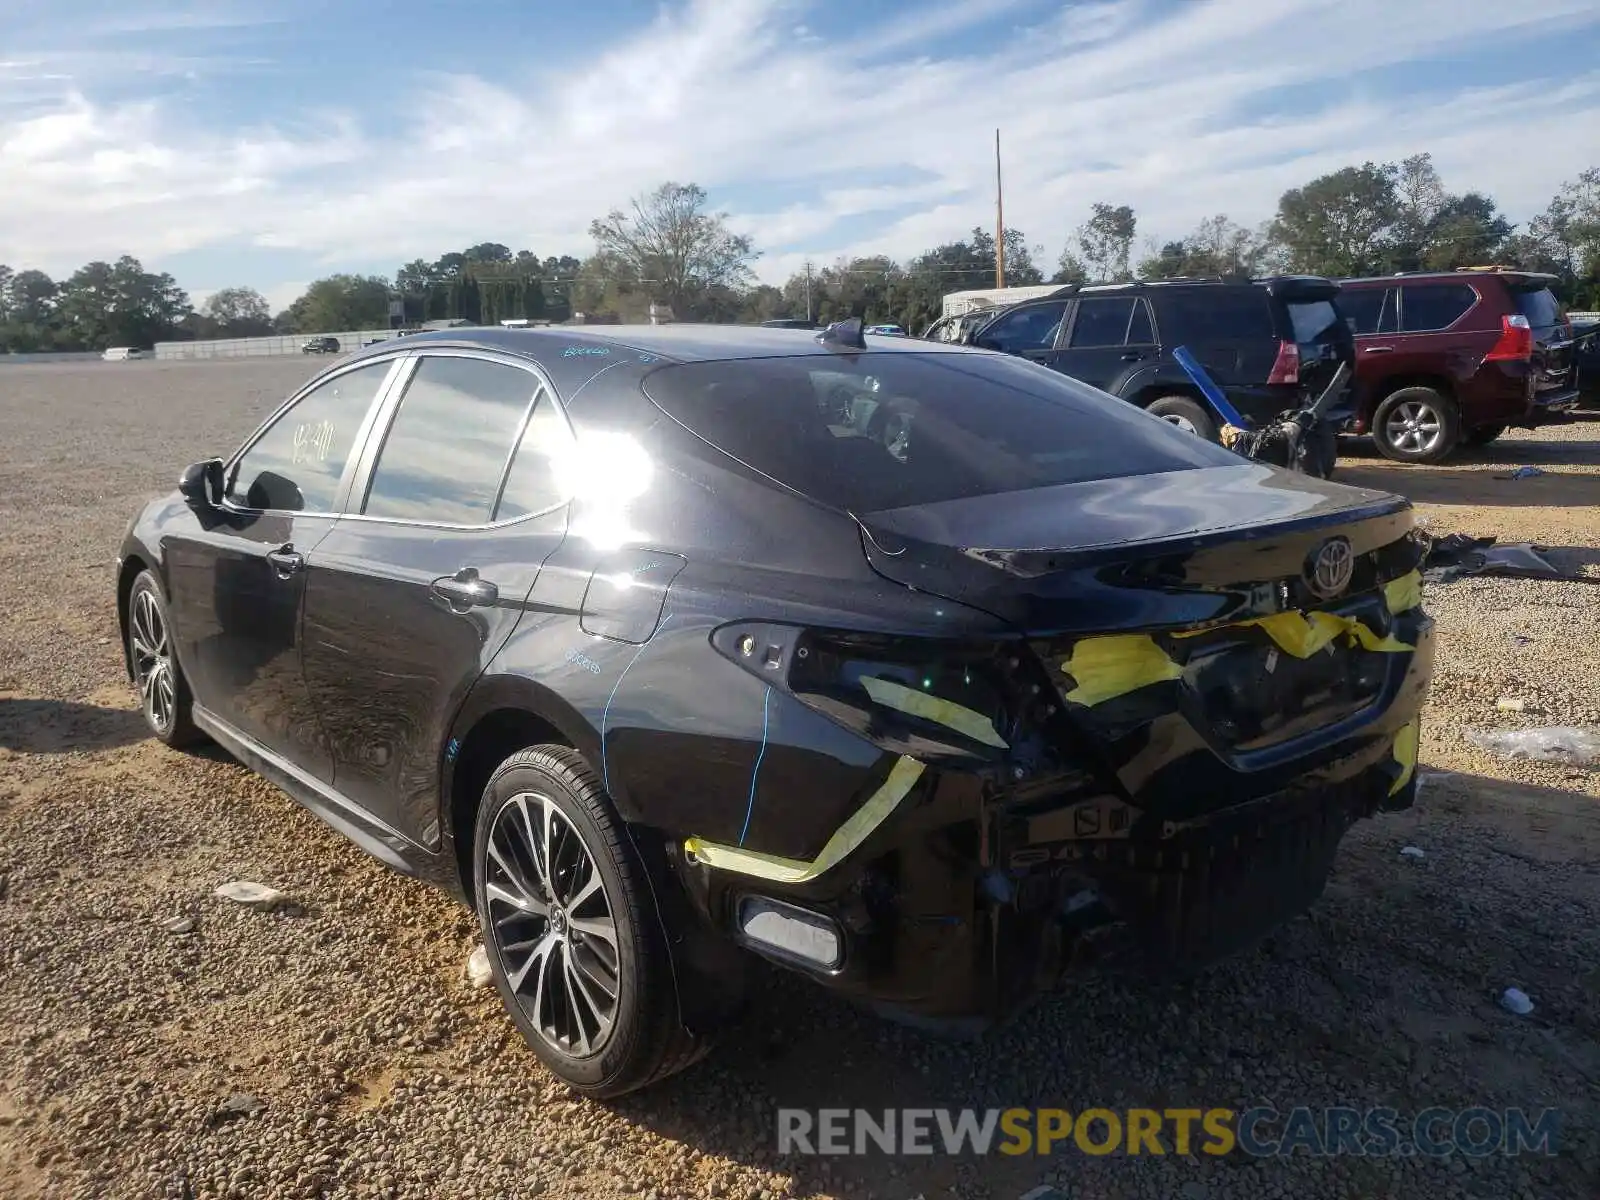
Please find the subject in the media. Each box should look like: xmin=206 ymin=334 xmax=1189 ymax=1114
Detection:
xmin=1372 ymin=386 xmax=1459 ymax=463
xmin=1462 ymin=423 xmax=1506 ymax=447
xmin=1144 ymin=394 xmax=1219 ymax=443
xmin=125 ymin=571 xmax=202 ymax=748
xmin=472 ymin=746 xmax=705 ymax=1098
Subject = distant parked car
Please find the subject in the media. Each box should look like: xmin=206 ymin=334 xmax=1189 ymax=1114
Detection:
xmin=956 ymin=278 xmax=1355 ymax=448
xmin=102 ymin=347 xmax=148 ymax=361
xmin=864 ymin=323 xmax=908 ymax=337
xmin=301 ymin=336 xmax=342 ymax=355
xmin=1334 ymin=268 xmax=1578 ymax=462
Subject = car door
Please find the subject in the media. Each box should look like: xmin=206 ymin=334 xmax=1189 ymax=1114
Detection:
xmin=1053 ymin=296 xmax=1152 ymax=391
xmin=973 ymin=300 xmax=1070 ymax=365
xmin=299 ymin=350 xmax=574 ymax=843
xmin=163 ymin=357 xmax=403 ymax=779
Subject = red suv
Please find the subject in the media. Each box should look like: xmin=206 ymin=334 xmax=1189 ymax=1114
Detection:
xmin=1336 ymin=268 xmax=1578 ymax=462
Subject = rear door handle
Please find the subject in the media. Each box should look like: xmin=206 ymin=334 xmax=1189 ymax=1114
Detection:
xmin=431 ymin=566 xmax=499 ymax=613
xmin=1363 ymin=346 xmax=1393 ymax=354
xmin=266 ymin=546 xmax=303 ymax=578
xmin=1120 ymin=351 xmax=1143 ymax=361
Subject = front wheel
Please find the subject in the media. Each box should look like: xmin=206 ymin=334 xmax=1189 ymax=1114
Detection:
xmin=1372 ymin=386 xmax=1459 ymax=463
xmin=126 ymin=571 xmax=202 ymax=747
xmin=472 ymin=746 xmax=704 ymax=1097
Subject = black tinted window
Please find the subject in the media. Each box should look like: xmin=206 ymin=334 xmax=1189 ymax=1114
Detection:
xmin=363 ymin=356 xmax=537 ymax=524
xmin=1156 ymin=289 xmax=1273 ymax=341
xmin=1401 ymin=284 xmax=1477 ymax=332
xmin=1127 ymin=299 xmax=1154 ymax=345
xmin=1070 ymin=298 xmax=1136 ymax=348
xmin=496 ymin=394 xmax=574 ymax=520
xmin=1287 ymin=299 xmax=1341 ymax=344
xmin=1339 ymin=288 xmax=1394 ymax=335
xmin=1513 ymin=287 xmax=1562 ymax=329
xmin=982 ymin=302 xmax=1067 ymax=352
xmin=644 ymin=353 xmax=1234 ymax=512
xmin=226 ymin=361 xmax=391 ymax=511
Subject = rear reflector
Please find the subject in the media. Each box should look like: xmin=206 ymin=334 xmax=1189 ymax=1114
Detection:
xmin=737 ymin=896 xmax=843 ymax=969
xmin=1266 ymin=339 xmax=1300 ymax=385
xmin=1485 ymin=314 xmax=1533 ymax=362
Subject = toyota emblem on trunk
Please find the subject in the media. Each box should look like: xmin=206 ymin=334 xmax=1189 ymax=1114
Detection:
xmin=1305 ymin=536 xmax=1355 ymax=600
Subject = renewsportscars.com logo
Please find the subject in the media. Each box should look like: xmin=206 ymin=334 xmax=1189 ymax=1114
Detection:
xmin=777 ymin=1106 xmax=1561 ymax=1159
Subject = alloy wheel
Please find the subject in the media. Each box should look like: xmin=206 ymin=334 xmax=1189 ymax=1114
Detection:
xmin=484 ymin=791 xmax=621 ymax=1058
xmin=1159 ymin=413 xmax=1199 ymax=435
xmin=129 ymin=588 xmax=176 ymax=734
xmin=1384 ymin=400 xmax=1444 ymax=456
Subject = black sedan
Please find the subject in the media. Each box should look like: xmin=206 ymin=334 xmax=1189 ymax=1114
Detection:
xmin=117 ymin=320 xmax=1433 ymax=1096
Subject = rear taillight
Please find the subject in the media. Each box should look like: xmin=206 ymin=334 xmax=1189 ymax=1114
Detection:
xmin=1266 ymin=339 xmax=1299 ymax=385
xmin=1485 ymin=314 xmax=1533 ymax=363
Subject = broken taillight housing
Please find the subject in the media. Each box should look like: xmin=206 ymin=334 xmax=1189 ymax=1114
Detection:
xmin=710 ymin=621 xmax=1026 ymax=761
xmin=1266 ymin=339 xmax=1300 ymax=385
xmin=1484 ymin=314 xmax=1533 ymax=363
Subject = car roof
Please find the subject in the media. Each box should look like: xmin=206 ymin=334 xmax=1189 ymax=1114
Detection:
xmin=343 ymin=323 xmax=975 ymax=366
xmin=1337 ymin=269 xmax=1560 ymax=287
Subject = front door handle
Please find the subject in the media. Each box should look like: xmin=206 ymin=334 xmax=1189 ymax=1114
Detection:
xmin=1120 ymin=351 xmax=1143 ymax=361
xmin=1363 ymin=346 xmax=1393 ymax=354
xmin=266 ymin=546 xmax=303 ymax=578
xmin=431 ymin=566 xmax=499 ymax=613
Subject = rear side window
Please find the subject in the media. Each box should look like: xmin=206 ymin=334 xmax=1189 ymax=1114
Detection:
xmin=1512 ymin=287 xmax=1562 ymax=329
xmin=1339 ymin=288 xmax=1396 ymax=335
xmin=1401 ymin=284 xmax=1477 ymax=332
xmin=226 ymin=361 xmax=392 ymax=512
xmin=495 ymin=395 xmax=574 ymax=520
xmin=1156 ymin=289 xmax=1274 ymax=341
xmin=643 ymin=352 xmax=1235 ymax=513
xmin=362 ymin=355 xmax=538 ymax=525
xmin=981 ymin=301 xmax=1068 ymax=353
xmin=1069 ymin=297 xmax=1136 ymax=348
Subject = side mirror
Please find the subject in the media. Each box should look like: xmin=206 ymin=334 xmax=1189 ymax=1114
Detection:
xmin=178 ymin=458 xmax=224 ymax=506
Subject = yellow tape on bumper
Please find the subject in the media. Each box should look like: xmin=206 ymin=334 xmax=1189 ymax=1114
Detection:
xmin=860 ymin=676 xmax=1008 ymax=748
xmin=1060 ymin=634 xmax=1183 ymax=707
xmin=1390 ymin=719 xmax=1419 ymax=795
xmin=683 ymin=755 xmax=926 ymax=884
xmin=1064 ymin=572 xmax=1423 ymax=706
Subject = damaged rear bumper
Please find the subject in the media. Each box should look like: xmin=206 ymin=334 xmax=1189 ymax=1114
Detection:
xmin=676 ymin=588 xmax=1432 ymax=1028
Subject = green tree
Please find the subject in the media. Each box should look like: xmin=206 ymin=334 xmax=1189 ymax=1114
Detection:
xmin=200 ymin=286 xmax=273 ymax=336
xmin=281 ymin=274 xmax=394 ymax=333
xmin=1420 ymin=193 xmax=1511 ymax=270
xmin=1071 ymin=203 xmax=1138 ymax=282
xmin=588 ymin=181 xmax=758 ymax=318
xmin=1136 ymin=214 xmax=1265 ymax=279
xmin=1270 ymin=162 xmax=1400 ymax=277
xmin=54 ymin=256 xmax=189 ymax=348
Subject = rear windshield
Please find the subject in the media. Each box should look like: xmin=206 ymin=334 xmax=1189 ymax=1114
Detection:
xmin=1287 ymin=299 xmax=1342 ymax=344
xmin=1513 ymin=287 xmax=1562 ymax=330
xmin=643 ymin=352 xmax=1235 ymax=512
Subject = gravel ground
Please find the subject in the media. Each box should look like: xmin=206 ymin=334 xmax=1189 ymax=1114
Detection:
xmin=1 ymin=359 xmax=1597 ymax=1200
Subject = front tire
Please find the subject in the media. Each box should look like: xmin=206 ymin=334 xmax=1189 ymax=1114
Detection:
xmin=472 ymin=746 xmax=702 ymax=1098
xmin=126 ymin=570 xmax=202 ymax=748
xmin=1372 ymin=386 xmax=1459 ymax=463
xmin=1144 ymin=394 xmax=1219 ymax=442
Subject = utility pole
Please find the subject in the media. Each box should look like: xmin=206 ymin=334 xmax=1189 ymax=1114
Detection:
xmin=995 ymin=128 xmax=1005 ymax=289
xmin=804 ymin=260 xmax=814 ymax=322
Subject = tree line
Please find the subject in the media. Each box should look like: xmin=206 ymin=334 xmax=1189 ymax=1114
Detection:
xmin=3 ymin=158 xmax=1596 ymax=353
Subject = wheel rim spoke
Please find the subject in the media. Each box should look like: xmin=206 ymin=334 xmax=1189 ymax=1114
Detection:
xmin=485 ymin=790 xmax=619 ymax=1058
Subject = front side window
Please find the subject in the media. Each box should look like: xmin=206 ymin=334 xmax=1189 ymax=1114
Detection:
xmin=1401 ymin=284 xmax=1477 ymax=333
xmin=1070 ymin=297 xmax=1137 ymax=348
xmin=362 ymin=355 xmax=540 ymax=525
xmin=226 ymin=361 xmax=392 ymax=512
xmin=982 ymin=301 xmax=1068 ymax=353
xmin=644 ymin=351 xmax=1233 ymax=513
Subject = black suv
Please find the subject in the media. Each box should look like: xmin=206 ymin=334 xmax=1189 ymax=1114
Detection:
xmin=961 ymin=278 xmax=1355 ymax=443
xmin=301 ymin=336 xmax=342 ymax=354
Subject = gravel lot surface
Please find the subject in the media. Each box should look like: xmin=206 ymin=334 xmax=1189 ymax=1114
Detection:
xmin=1 ymin=358 xmax=1597 ymax=1200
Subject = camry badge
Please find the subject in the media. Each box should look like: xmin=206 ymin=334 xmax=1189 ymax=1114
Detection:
xmin=1305 ymin=536 xmax=1355 ymax=600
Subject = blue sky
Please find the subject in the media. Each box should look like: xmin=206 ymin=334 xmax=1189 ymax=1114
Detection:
xmin=3 ymin=0 xmax=1598 ymax=312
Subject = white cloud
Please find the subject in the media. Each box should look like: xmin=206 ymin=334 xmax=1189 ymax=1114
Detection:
xmin=1 ymin=0 xmax=1597 ymax=295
